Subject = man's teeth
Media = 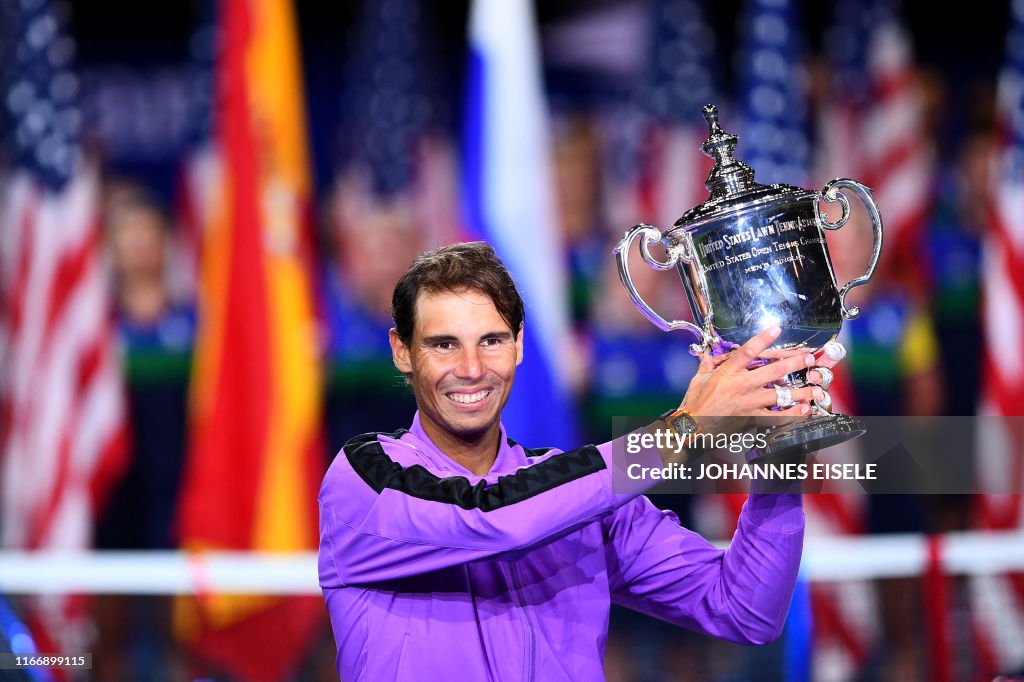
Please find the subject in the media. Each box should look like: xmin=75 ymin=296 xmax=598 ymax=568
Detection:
xmin=447 ymin=390 xmax=491 ymax=404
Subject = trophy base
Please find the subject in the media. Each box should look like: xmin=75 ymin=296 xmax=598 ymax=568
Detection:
xmin=758 ymin=413 xmax=866 ymax=462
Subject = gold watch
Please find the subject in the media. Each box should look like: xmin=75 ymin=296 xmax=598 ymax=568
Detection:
xmin=659 ymin=408 xmax=701 ymax=436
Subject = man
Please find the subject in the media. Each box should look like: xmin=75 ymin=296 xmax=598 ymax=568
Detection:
xmin=318 ymin=241 xmax=837 ymax=680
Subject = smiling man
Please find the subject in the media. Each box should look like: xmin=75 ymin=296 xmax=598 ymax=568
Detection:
xmin=318 ymin=241 xmax=838 ymax=680
xmin=389 ymin=285 xmax=522 ymax=474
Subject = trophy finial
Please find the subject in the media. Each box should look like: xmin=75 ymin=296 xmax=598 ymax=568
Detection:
xmin=702 ymin=104 xmax=722 ymax=135
xmin=698 ymin=104 xmax=757 ymax=198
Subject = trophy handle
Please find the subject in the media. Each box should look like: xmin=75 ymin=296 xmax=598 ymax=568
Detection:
xmin=815 ymin=178 xmax=884 ymax=320
xmin=613 ymin=224 xmax=711 ymax=354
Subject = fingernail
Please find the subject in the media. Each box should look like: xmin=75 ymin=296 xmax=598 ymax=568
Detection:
xmin=809 ymin=370 xmax=821 ymax=383
xmin=823 ymin=341 xmax=847 ymax=362
xmin=801 ymin=404 xmax=810 ymax=415
xmin=768 ymin=325 xmax=782 ymax=338
xmin=813 ymin=388 xmax=824 ymax=400
xmin=805 ymin=354 xmax=815 ymax=366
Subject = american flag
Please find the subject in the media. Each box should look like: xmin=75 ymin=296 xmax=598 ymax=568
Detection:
xmin=608 ymin=0 xmax=717 ymax=230
xmin=0 ymin=0 xmax=128 ymax=654
xmin=737 ymin=0 xmax=810 ymax=187
xmin=816 ymin=0 xmax=870 ymax=187
xmin=334 ymin=0 xmax=460 ymax=250
xmin=860 ymin=0 xmax=934 ymax=278
xmin=818 ymin=1 xmax=933 ymax=417
xmin=972 ymin=0 xmax=1024 ymax=672
xmin=815 ymin=1 xmax=868 ymax=300
xmin=817 ymin=0 xmax=933 ymax=287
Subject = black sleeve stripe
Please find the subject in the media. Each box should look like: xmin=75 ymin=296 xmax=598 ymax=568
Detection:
xmin=505 ymin=437 xmax=554 ymax=459
xmin=342 ymin=431 xmax=606 ymax=512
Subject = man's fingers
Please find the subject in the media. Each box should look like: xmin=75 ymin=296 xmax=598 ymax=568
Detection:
xmin=758 ymin=348 xmax=806 ymax=362
xmin=807 ymin=367 xmax=834 ymax=390
xmin=697 ymin=350 xmax=730 ymax=374
xmin=722 ymin=325 xmax=782 ymax=372
xmin=708 ymin=352 xmax=732 ymax=367
xmin=750 ymin=404 xmax=809 ymax=429
xmin=697 ymin=352 xmax=716 ymax=374
xmin=750 ymin=407 xmax=808 ymax=430
xmin=815 ymin=340 xmax=846 ymax=369
xmin=813 ymin=355 xmax=838 ymax=370
xmin=751 ymin=385 xmax=823 ymax=409
xmin=815 ymin=389 xmax=833 ymax=412
xmin=747 ymin=351 xmax=815 ymax=386
xmin=771 ymin=404 xmax=811 ymax=418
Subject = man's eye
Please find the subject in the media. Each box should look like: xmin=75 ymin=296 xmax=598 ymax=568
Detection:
xmin=482 ymin=337 xmax=503 ymax=346
xmin=435 ymin=342 xmax=454 ymax=350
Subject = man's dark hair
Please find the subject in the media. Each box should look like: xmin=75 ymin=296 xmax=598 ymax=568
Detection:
xmin=392 ymin=241 xmax=524 ymax=345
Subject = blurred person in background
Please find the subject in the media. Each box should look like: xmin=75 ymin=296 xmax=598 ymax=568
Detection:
xmin=927 ymin=124 xmax=993 ymax=418
xmin=93 ymin=181 xmax=195 ymax=680
xmin=551 ymin=114 xmax=648 ymax=426
xmin=553 ymin=115 xmax=610 ymax=334
xmin=847 ymin=223 xmax=943 ymax=682
xmin=921 ymin=120 xmax=994 ymax=534
xmin=319 ymin=179 xmax=420 ymax=456
xmin=98 ymin=181 xmax=194 ymax=548
xmin=916 ymin=120 xmax=995 ymax=678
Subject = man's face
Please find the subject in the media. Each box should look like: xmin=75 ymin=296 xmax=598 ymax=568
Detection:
xmin=390 ymin=288 xmax=522 ymax=443
xmin=110 ymin=207 xmax=166 ymax=279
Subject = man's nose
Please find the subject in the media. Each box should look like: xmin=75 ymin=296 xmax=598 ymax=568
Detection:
xmin=455 ymin=346 xmax=485 ymax=379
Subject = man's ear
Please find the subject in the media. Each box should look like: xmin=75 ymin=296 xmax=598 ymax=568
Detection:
xmin=390 ymin=328 xmax=412 ymax=374
xmin=515 ymin=324 xmax=524 ymax=366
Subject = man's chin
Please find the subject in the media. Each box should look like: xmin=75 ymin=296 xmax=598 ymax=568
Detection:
xmin=444 ymin=416 xmax=497 ymax=442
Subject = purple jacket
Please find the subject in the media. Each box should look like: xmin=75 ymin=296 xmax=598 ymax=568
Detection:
xmin=318 ymin=413 xmax=804 ymax=681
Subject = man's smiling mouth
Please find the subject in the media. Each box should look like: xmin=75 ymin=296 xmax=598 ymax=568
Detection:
xmin=446 ymin=389 xmax=493 ymax=405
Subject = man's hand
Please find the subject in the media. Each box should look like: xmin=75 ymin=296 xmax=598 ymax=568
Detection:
xmin=647 ymin=327 xmax=845 ymax=466
xmin=679 ymin=326 xmax=824 ymax=429
xmin=806 ymin=339 xmax=844 ymax=413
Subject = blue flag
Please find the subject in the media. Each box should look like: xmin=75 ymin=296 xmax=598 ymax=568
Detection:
xmin=462 ymin=0 xmax=578 ymax=448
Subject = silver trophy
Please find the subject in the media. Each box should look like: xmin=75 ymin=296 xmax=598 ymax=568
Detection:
xmin=614 ymin=104 xmax=883 ymax=458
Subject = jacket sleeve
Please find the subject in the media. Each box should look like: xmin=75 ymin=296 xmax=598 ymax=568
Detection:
xmin=603 ymin=493 xmax=804 ymax=646
xmin=318 ymin=432 xmax=656 ymax=588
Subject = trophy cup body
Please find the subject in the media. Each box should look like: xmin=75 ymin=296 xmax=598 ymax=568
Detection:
xmin=614 ymin=105 xmax=883 ymax=458
xmin=676 ymin=194 xmax=842 ymax=351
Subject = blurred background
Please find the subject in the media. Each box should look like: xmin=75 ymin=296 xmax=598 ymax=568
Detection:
xmin=1 ymin=0 xmax=1023 ymax=679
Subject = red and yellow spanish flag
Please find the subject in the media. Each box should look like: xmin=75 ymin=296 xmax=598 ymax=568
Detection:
xmin=176 ymin=0 xmax=323 ymax=678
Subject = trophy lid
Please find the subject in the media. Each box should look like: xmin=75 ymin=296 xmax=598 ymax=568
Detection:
xmin=673 ymin=104 xmax=812 ymax=231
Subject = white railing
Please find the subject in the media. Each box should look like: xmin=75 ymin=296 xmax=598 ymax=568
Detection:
xmin=1 ymin=530 xmax=1022 ymax=595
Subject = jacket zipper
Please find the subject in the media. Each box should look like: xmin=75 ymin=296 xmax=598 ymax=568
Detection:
xmin=508 ymin=562 xmax=536 ymax=682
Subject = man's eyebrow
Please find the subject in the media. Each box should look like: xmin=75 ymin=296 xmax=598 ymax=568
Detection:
xmin=420 ymin=331 xmax=513 ymax=345
xmin=421 ymin=335 xmax=459 ymax=345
